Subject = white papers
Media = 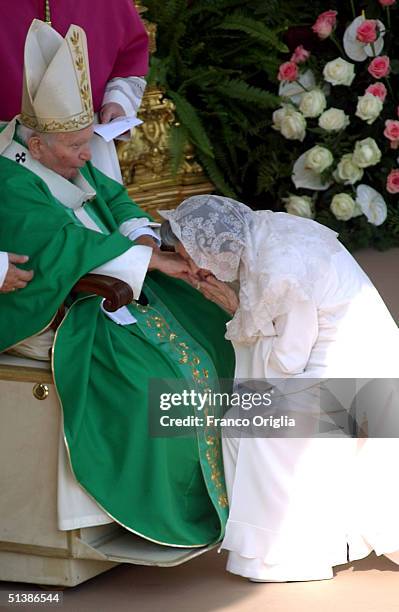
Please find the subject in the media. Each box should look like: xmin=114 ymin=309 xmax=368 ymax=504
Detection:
xmin=93 ymin=116 xmax=143 ymax=142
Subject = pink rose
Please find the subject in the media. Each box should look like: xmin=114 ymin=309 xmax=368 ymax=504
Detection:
xmin=277 ymin=61 xmax=299 ymax=82
xmin=384 ymin=120 xmax=399 ymax=139
xmin=312 ymin=10 xmax=337 ymax=40
xmin=368 ymin=56 xmax=390 ymax=79
xmin=291 ymin=45 xmax=310 ymax=64
xmin=384 ymin=120 xmax=399 ymax=150
xmin=365 ymin=82 xmax=387 ymax=101
xmin=379 ymin=0 xmax=396 ymax=6
xmin=356 ymin=20 xmax=378 ymax=44
xmin=386 ymin=169 xmax=399 ymax=193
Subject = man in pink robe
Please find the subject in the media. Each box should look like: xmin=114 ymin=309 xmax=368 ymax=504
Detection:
xmin=1 ymin=0 xmax=148 ymax=180
xmin=0 ymin=0 xmax=149 ymax=122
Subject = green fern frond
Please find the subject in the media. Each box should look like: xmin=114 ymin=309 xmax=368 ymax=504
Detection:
xmin=162 ymin=0 xmax=188 ymax=27
xmin=168 ymin=92 xmax=214 ymax=158
xmin=146 ymin=57 xmax=170 ymax=87
xmin=196 ymin=151 xmax=237 ymax=198
xmin=215 ymin=79 xmax=280 ymax=108
xmin=256 ymin=162 xmax=283 ymax=195
xmin=213 ymin=145 xmax=238 ymax=187
xmin=217 ymin=14 xmax=288 ymax=52
xmin=188 ymin=0 xmax=247 ymax=18
xmin=168 ymin=124 xmax=189 ymax=175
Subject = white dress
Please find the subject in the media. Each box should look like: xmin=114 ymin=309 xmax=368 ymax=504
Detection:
xmin=221 ymin=235 xmax=399 ymax=581
xmin=147 ymin=196 xmax=399 ymax=578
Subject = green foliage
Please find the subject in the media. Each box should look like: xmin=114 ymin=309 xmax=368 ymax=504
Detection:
xmin=217 ymin=13 xmax=289 ymax=52
xmin=168 ymin=92 xmax=214 ymax=157
xmin=141 ymin=0 xmax=299 ymax=196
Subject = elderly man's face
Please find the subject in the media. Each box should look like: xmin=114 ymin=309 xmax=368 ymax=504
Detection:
xmin=29 ymin=125 xmax=93 ymax=179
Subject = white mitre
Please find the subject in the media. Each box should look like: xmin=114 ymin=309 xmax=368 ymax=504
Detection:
xmin=0 ymin=19 xmax=94 ymax=152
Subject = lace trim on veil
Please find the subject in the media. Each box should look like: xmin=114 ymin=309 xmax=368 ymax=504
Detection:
xmin=226 ymin=212 xmax=341 ymax=345
xmin=159 ymin=197 xmax=341 ymax=346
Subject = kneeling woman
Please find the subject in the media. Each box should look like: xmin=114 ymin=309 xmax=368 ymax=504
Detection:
xmin=160 ymin=194 xmax=399 ymax=582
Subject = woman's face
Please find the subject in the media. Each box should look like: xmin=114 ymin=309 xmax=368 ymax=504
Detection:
xmin=175 ymin=242 xmax=212 ymax=279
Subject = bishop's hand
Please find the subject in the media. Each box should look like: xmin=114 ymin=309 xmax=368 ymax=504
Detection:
xmin=0 ymin=253 xmax=34 ymax=293
xmin=148 ymin=250 xmax=197 ymax=283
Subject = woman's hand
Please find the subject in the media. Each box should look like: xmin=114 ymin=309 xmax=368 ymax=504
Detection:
xmin=197 ymin=275 xmax=239 ymax=315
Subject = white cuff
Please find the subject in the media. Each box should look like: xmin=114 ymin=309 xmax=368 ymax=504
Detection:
xmin=90 ymin=245 xmax=152 ymax=300
xmin=102 ymin=89 xmax=134 ymax=120
xmin=101 ymin=77 xmax=146 ymax=140
xmin=119 ymin=218 xmax=161 ymax=238
xmin=120 ymin=217 xmax=161 ymax=245
xmin=102 ymin=77 xmax=146 ymax=112
xmin=0 ymin=251 xmax=8 ymax=288
xmin=129 ymin=227 xmax=161 ymax=245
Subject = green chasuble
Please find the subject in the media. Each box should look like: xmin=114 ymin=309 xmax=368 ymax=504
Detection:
xmin=0 ymin=136 xmax=235 ymax=546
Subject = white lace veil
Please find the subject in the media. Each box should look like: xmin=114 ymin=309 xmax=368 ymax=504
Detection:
xmin=159 ymin=195 xmax=342 ymax=344
xmin=159 ymin=195 xmax=253 ymax=281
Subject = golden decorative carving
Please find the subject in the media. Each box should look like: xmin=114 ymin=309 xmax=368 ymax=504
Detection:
xmin=134 ymin=1 xmax=157 ymax=54
xmin=117 ymin=1 xmax=214 ymax=219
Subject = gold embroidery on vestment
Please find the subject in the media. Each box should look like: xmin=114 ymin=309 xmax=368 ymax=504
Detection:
xmin=132 ymin=301 xmax=228 ymax=507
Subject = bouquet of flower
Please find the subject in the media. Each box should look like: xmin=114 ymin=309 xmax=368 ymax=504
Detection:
xmin=272 ymin=1 xmax=399 ymax=249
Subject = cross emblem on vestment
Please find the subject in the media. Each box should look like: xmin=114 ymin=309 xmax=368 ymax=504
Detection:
xmin=15 ymin=152 xmax=26 ymax=164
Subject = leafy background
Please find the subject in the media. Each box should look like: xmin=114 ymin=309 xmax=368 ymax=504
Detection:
xmin=141 ymin=0 xmax=399 ymax=250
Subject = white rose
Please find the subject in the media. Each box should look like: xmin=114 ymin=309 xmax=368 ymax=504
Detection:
xmin=318 ymin=108 xmax=350 ymax=132
xmin=305 ymin=145 xmax=333 ymax=173
xmin=283 ymin=194 xmax=314 ymax=218
xmin=280 ymin=111 xmax=307 ymax=141
xmin=353 ymin=138 xmax=382 ymax=168
xmin=355 ymin=94 xmax=383 ymax=125
xmin=330 ymin=193 xmax=356 ymax=221
xmin=272 ymin=104 xmax=295 ymax=131
xmin=333 ymin=154 xmax=364 ymax=185
xmin=323 ymin=57 xmax=355 ymax=86
xmin=299 ymin=89 xmax=327 ymax=118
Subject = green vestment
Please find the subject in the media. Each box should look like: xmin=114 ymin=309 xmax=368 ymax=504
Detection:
xmin=0 ymin=138 xmax=235 ymax=546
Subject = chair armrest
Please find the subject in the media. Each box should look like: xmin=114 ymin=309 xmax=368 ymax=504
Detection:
xmin=72 ymin=274 xmax=134 ymax=312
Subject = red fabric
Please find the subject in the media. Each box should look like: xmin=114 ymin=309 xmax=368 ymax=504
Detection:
xmin=0 ymin=0 xmax=149 ymax=118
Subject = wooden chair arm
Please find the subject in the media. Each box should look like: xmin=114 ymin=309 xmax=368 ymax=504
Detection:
xmin=71 ymin=274 xmax=134 ymax=312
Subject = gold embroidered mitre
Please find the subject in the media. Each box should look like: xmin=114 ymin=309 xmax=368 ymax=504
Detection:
xmin=20 ymin=19 xmax=94 ymax=133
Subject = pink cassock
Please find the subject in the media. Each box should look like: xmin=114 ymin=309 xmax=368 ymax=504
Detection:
xmin=0 ymin=0 xmax=149 ymax=119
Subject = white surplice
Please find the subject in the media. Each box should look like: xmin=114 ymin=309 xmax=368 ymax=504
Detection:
xmin=91 ymin=76 xmax=146 ymax=183
xmin=221 ymin=243 xmax=399 ymax=581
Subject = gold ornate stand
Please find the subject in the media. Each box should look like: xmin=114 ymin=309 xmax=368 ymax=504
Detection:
xmin=117 ymin=2 xmax=214 ymax=219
